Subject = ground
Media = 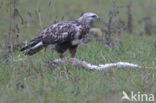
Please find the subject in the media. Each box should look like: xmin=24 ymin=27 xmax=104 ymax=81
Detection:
xmin=0 ymin=0 xmax=156 ymax=103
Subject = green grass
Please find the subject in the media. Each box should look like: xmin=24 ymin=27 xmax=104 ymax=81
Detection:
xmin=0 ymin=0 xmax=156 ymax=103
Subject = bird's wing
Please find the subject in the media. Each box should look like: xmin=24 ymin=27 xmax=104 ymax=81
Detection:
xmin=40 ymin=21 xmax=81 ymax=44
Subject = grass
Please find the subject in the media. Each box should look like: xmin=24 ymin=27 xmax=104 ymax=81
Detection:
xmin=0 ymin=0 xmax=156 ymax=103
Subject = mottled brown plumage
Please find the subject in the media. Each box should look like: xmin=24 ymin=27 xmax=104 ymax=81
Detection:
xmin=21 ymin=12 xmax=100 ymax=58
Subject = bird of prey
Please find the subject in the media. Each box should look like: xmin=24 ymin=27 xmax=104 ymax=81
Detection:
xmin=21 ymin=12 xmax=101 ymax=58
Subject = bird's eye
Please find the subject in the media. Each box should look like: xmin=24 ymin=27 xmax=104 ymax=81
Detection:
xmin=91 ymin=15 xmax=97 ymax=18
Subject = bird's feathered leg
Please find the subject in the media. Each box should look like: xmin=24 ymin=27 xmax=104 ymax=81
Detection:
xmin=58 ymin=52 xmax=68 ymax=62
xmin=69 ymin=45 xmax=78 ymax=58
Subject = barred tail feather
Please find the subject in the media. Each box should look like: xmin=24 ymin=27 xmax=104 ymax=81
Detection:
xmin=21 ymin=36 xmax=45 ymax=55
xmin=21 ymin=36 xmax=42 ymax=52
xmin=25 ymin=41 xmax=44 ymax=55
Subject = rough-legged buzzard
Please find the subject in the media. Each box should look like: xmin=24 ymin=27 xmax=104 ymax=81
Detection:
xmin=21 ymin=12 xmax=101 ymax=58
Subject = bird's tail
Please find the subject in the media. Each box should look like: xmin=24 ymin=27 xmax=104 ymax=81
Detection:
xmin=21 ymin=36 xmax=46 ymax=55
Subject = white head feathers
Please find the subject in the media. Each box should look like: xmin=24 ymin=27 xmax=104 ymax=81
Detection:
xmin=78 ymin=12 xmax=100 ymax=24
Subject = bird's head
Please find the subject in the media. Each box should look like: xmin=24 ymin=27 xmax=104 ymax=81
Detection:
xmin=78 ymin=12 xmax=101 ymax=25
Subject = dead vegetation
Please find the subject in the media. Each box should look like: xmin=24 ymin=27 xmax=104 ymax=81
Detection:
xmin=51 ymin=58 xmax=142 ymax=70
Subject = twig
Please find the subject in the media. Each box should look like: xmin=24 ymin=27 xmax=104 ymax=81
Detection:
xmin=51 ymin=58 xmax=143 ymax=71
xmin=37 ymin=8 xmax=43 ymax=30
xmin=127 ymin=1 xmax=133 ymax=33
